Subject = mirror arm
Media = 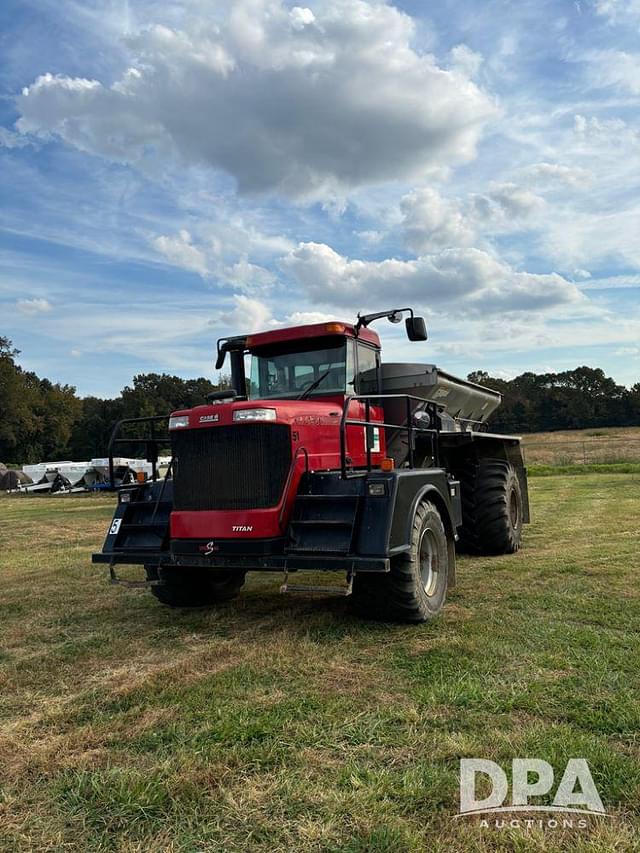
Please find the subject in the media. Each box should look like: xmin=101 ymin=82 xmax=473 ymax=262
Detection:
xmin=355 ymin=307 xmax=414 ymax=334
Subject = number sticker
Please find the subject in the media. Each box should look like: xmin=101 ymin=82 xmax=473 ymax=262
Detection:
xmin=109 ymin=518 xmax=122 ymax=536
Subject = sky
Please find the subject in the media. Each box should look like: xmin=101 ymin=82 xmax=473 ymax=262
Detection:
xmin=0 ymin=0 xmax=639 ymax=398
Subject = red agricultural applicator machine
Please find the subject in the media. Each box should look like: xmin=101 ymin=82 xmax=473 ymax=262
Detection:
xmin=93 ymin=308 xmax=529 ymax=622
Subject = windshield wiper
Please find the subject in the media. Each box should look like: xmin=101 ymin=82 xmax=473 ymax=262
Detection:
xmin=297 ymin=369 xmax=331 ymax=400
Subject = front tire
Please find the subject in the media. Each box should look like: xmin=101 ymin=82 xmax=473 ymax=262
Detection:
xmin=145 ymin=565 xmax=246 ymax=608
xmin=351 ymin=500 xmax=449 ymax=623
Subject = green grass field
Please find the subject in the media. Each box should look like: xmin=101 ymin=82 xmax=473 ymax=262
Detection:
xmin=521 ymin=426 xmax=640 ymax=467
xmin=1 ymin=473 xmax=640 ymax=852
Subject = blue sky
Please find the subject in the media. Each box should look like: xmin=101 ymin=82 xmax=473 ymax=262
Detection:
xmin=1 ymin=0 xmax=639 ymax=397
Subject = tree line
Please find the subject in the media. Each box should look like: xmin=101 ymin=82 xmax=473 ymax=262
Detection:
xmin=468 ymin=367 xmax=640 ymax=434
xmin=1 ymin=336 xmax=638 ymax=464
xmin=0 ymin=337 xmax=228 ymax=464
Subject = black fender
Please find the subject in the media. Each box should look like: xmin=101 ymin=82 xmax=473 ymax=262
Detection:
xmin=351 ymin=468 xmax=460 ymax=584
xmin=389 ymin=469 xmax=459 ymax=588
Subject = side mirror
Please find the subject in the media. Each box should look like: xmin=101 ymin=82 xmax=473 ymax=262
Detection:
xmin=405 ymin=316 xmax=428 ymax=341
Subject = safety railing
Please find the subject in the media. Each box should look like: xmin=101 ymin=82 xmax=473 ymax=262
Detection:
xmin=107 ymin=415 xmax=170 ymax=488
xmin=339 ymin=394 xmax=439 ymax=479
xmin=278 ymin=446 xmax=310 ymax=529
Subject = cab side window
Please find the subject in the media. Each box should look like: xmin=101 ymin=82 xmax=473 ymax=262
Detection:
xmin=346 ymin=340 xmax=356 ymax=391
xmin=356 ymin=343 xmax=379 ymax=393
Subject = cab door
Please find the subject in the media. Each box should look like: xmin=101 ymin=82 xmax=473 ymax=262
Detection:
xmin=345 ymin=340 xmax=386 ymax=468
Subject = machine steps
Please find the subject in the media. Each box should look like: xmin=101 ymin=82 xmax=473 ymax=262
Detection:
xmin=280 ymin=572 xmax=353 ymax=596
xmin=286 ymin=494 xmax=359 ymax=555
xmin=112 ymin=498 xmax=172 ymax=553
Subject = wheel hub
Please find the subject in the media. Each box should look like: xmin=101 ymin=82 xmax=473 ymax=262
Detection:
xmin=509 ymin=488 xmax=519 ymax=528
xmin=419 ymin=527 xmax=439 ymax=597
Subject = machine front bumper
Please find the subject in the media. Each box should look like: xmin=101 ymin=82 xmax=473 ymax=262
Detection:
xmin=91 ymin=545 xmax=391 ymax=573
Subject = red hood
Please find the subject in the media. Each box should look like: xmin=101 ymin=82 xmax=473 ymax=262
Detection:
xmin=170 ymin=397 xmax=345 ymax=428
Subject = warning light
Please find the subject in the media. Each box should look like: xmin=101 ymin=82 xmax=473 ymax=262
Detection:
xmin=380 ymin=458 xmax=395 ymax=472
xmin=324 ymin=323 xmax=346 ymax=334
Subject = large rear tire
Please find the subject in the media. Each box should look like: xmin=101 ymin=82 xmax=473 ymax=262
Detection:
xmin=145 ymin=565 xmax=246 ymax=608
xmin=458 ymin=458 xmax=523 ymax=555
xmin=351 ymin=500 xmax=449 ymax=623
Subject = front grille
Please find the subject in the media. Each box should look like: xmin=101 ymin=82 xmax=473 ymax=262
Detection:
xmin=172 ymin=424 xmax=291 ymax=511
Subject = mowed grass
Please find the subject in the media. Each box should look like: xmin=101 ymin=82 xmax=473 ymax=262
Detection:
xmin=521 ymin=426 xmax=640 ymax=444
xmin=521 ymin=426 xmax=640 ymax=467
xmin=1 ymin=476 xmax=640 ymax=852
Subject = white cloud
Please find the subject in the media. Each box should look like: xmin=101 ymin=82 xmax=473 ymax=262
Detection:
xmin=283 ymin=310 xmax=336 ymax=325
xmin=579 ymin=274 xmax=640 ymax=289
xmin=485 ymin=182 xmax=545 ymax=219
xmin=281 ymin=241 xmax=583 ymax=315
xmin=525 ymin=162 xmax=592 ymax=189
xmin=490 ymin=113 xmax=640 ymax=268
xmin=0 ymin=127 xmax=30 ymax=149
xmin=16 ymin=297 xmax=53 ymax=315
xmin=400 ymin=187 xmax=476 ymax=253
xmin=572 ymin=268 xmax=592 ymax=280
xmin=586 ymin=49 xmax=640 ymax=94
xmin=222 ymin=256 xmax=276 ymax=290
xmin=538 ymin=204 xmax=640 ymax=268
xmin=355 ymin=230 xmax=384 ymax=244
xmin=449 ymin=44 xmax=483 ymax=78
xmin=290 ymin=6 xmax=316 ymax=30
xmin=16 ymin=0 xmax=497 ymax=199
xmin=151 ymin=224 xmax=283 ymax=288
xmin=220 ymin=294 xmax=272 ymax=332
xmin=399 ymin=181 xmax=545 ymax=255
xmin=152 ymin=230 xmax=208 ymax=275
xmin=592 ymin=0 xmax=640 ymax=23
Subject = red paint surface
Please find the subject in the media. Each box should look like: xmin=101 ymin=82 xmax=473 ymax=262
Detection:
xmin=169 ymin=397 xmax=385 ymax=540
xmin=246 ymin=321 xmax=380 ymax=348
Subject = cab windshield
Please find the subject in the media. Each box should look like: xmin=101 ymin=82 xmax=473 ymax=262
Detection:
xmin=248 ymin=337 xmax=351 ymax=400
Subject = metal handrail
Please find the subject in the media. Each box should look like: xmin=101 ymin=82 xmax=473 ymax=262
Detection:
xmin=107 ymin=415 xmax=170 ymax=488
xmin=339 ymin=393 xmax=439 ymax=479
xmin=278 ymin=446 xmax=310 ymax=529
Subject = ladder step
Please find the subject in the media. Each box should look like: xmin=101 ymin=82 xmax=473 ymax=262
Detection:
xmin=280 ymin=582 xmax=352 ymax=596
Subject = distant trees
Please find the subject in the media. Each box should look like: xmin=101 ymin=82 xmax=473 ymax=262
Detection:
xmin=120 ymin=373 xmax=224 ymax=420
xmin=69 ymin=396 xmax=124 ymax=460
xmin=469 ymin=366 xmax=638 ymax=433
xmin=1 ymin=335 xmax=638 ymax=464
xmin=0 ymin=338 xmax=229 ymax=463
xmin=0 ymin=337 xmax=81 ymax=463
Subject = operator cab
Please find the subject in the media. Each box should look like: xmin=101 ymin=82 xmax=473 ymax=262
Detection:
xmin=215 ymin=310 xmax=427 ymax=403
xmin=247 ymin=326 xmax=379 ymax=401
xmin=216 ymin=321 xmax=384 ymax=403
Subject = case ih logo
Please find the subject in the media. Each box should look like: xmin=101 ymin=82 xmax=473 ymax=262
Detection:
xmin=199 ymin=414 xmax=219 ymax=423
xmin=457 ymin=758 xmax=608 ymax=829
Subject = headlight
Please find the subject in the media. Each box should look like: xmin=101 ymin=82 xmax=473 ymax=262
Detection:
xmin=169 ymin=415 xmax=190 ymax=429
xmin=233 ymin=408 xmax=277 ymax=422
